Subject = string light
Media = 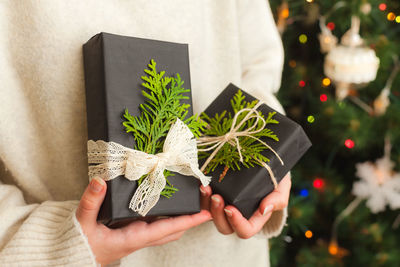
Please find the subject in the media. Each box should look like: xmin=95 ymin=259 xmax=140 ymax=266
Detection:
xmin=307 ymin=115 xmax=315 ymax=123
xmin=289 ymin=60 xmax=297 ymax=68
xmin=344 ymin=139 xmax=355 ymax=149
xmin=387 ymin=12 xmax=396 ymax=21
xmin=320 ymin=94 xmax=328 ymax=102
xmin=327 ymin=22 xmax=335 ymax=30
xmin=379 ymin=3 xmax=387 ymax=11
xmin=280 ymin=8 xmax=289 ymax=19
xmin=322 ymin=77 xmax=331 ymax=87
xmin=305 ymin=230 xmax=313 ymax=238
xmin=396 ymin=16 xmax=400 ymax=23
xmin=306 ymin=0 xmax=313 ymax=3
xmin=313 ymin=178 xmax=325 ymax=189
xmin=329 ymin=242 xmax=339 ymax=255
xmin=299 ymin=80 xmax=306 ymax=87
xmin=299 ymin=34 xmax=308 ymax=44
xmin=300 ymin=189 xmax=309 ymax=197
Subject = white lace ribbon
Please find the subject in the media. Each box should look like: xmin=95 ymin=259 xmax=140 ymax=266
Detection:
xmin=87 ymin=118 xmax=211 ymax=216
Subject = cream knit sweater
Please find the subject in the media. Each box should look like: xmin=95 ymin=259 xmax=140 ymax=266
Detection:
xmin=0 ymin=0 xmax=286 ymax=266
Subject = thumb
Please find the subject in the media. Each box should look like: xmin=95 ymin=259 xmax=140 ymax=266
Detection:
xmin=76 ymin=177 xmax=106 ymax=225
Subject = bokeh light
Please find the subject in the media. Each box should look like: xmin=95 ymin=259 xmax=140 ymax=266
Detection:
xmin=387 ymin=12 xmax=396 ymax=21
xmin=299 ymin=34 xmax=308 ymax=44
xmin=344 ymin=139 xmax=355 ymax=149
xmin=280 ymin=8 xmax=289 ymax=19
xmin=305 ymin=230 xmax=313 ymax=238
xmin=300 ymin=189 xmax=309 ymax=197
xmin=327 ymin=22 xmax=335 ymax=30
xmin=322 ymin=78 xmax=331 ymax=87
xmin=313 ymin=178 xmax=325 ymax=189
xmin=329 ymin=242 xmax=338 ymax=255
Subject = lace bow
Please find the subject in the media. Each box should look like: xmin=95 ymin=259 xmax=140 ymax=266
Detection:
xmin=87 ymin=118 xmax=211 ymax=216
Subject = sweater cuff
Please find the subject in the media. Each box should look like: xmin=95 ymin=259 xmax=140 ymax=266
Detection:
xmin=259 ymin=207 xmax=288 ymax=239
xmin=0 ymin=201 xmax=97 ymax=266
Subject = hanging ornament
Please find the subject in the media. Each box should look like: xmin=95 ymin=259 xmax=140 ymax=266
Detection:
xmin=318 ymin=16 xmax=338 ymax=53
xmin=329 ymin=139 xmax=400 ymax=254
xmin=373 ymin=88 xmax=390 ymax=116
xmin=317 ymin=2 xmax=346 ymax=53
xmin=352 ymin=140 xmax=400 ymax=213
xmin=322 ymin=16 xmax=380 ymax=100
xmin=305 ymin=3 xmax=320 ymax=25
xmin=277 ymin=1 xmax=289 ymax=35
xmin=360 ymin=3 xmax=372 ymax=15
xmin=373 ymin=56 xmax=400 ymax=116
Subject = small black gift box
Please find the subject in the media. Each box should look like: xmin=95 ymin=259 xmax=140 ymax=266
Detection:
xmin=83 ymin=32 xmax=200 ymax=227
xmin=202 ymin=83 xmax=312 ymax=219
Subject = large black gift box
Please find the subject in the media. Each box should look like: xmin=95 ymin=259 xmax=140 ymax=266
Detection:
xmin=83 ymin=32 xmax=200 ymax=227
xmin=204 ymin=83 xmax=312 ymax=219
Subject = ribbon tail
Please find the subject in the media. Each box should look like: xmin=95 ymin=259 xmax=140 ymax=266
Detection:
xmin=246 ymin=135 xmax=284 ymax=166
xmin=257 ymin=159 xmax=279 ymax=189
xmin=190 ymin=164 xmax=211 ymax=187
xmin=129 ymin=166 xmax=166 ymax=216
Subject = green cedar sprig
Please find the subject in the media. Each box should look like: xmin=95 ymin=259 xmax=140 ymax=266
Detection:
xmin=122 ymin=59 xmax=206 ymax=198
xmin=199 ymin=90 xmax=279 ymax=181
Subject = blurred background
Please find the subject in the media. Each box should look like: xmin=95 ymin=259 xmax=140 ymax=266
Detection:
xmin=268 ymin=0 xmax=400 ymax=266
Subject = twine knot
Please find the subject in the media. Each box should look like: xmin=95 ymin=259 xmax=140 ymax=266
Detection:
xmin=197 ymin=101 xmax=284 ymax=189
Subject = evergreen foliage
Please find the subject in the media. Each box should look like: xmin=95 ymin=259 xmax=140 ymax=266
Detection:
xmin=268 ymin=1 xmax=400 ymax=266
xmin=123 ymin=59 xmax=206 ymax=198
xmin=199 ymin=90 xmax=279 ymax=180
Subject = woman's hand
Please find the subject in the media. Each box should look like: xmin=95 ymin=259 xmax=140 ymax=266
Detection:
xmin=76 ymin=177 xmax=211 ymax=266
xmin=200 ymin=174 xmax=291 ymax=239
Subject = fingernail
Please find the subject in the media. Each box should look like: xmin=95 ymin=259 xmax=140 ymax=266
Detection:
xmin=263 ymin=204 xmax=274 ymax=216
xmin=211 ymin=196 xmax=220 ymax=207
xmin=90 ymin=177 xmax=104 ymax=193
xmin=199 ymin=187 xmax=206 ymax=196
xmin=224 ymin=208 xmax=233 ymax=217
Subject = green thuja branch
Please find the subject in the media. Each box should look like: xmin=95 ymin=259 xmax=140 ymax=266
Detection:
xmin=122 ymin=59 xmax=207 ymax=198
xmin=199 ymin=90 xmax=279 ymax=180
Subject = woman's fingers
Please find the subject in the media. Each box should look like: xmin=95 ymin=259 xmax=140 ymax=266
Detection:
xmin=76 ymin=177 xmax=107 ymax=226
xmin=147 ymin=210 xmax=211 ymax=239
xmin=210 ymin=194 xmax=234 ymax=235
xmin=123 ymin=210 xmax=211 ymax=244
xmin=223 ymin=205 xmax=272 ymax=239
xmin=200 ymin=185 xmax=212 ymax=210
xmin=220 ymin=174 xmax=291 ymax=239
xmin=146 ymin=230 xmax=185 ymax=247
xmin=75 ymin=180 xmax=212 ymax=265
xmin=259 ymin=174 xmax=291 ymax=212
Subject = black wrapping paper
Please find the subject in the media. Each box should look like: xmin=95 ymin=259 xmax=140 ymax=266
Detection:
xmin=203 ymin=84 xmax=312 ymax=219
xmin=83 ymin=32 xmax=200 ymax=227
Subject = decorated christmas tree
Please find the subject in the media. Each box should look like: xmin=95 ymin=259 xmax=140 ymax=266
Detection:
xmin=269 ymin=1 xmax=400 ymax=266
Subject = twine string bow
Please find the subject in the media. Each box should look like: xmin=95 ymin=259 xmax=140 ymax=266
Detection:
xmin=197 ymin=101 xmax=284 ymax=188
xmin=87 ymin=118 xmax=210 ymax=216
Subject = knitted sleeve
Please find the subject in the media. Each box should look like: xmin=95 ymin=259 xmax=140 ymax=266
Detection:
xmin=0 ymin=183 xmax=97 ymax=266
xmin=236 ymin=0 xmax=288 ymax=238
